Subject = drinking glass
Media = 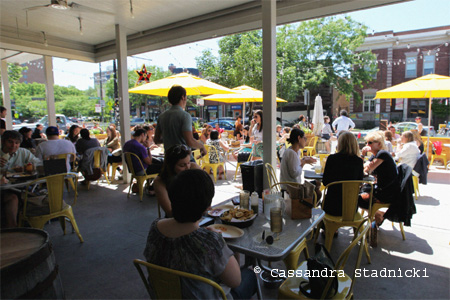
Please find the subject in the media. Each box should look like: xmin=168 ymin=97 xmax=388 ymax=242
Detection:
xmin=270 ymin=207 xmax=283 ymax=233
xmin=314 ymin=164 xmax=322 ymax=174
xmin=240 ymin=190 xmax=250 ymax=210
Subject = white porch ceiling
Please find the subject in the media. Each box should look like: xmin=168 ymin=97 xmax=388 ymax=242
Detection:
xmin=0 ymin=0 xmax=408 ymax=64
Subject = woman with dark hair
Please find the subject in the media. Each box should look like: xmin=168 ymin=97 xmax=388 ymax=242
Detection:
xmin=19 ymin=127 xmax=36 ymax=153
xmin=103 ymin=125 xmax=122 ymax=165
xmin=249 ymin=110 xmax=263 ymax=159
xmin=279 ymin=128 xmax=316 ymax=190
xmin=153 ymin=144 xmax=201 ymax=217
xmin=65 ymin=124 xmax=81 ymax=144
xmin=200 ymin=125 xmax=212 ymax=144
xmin=234 ymin=123 xmax=244 ymax=140
xmin=75 ymin=128 xmax=100 ymax=155
xmin=144 ymin=169 xmax=257 ymax=299
xmin=322 ymin=131 xmax=364 ymax=216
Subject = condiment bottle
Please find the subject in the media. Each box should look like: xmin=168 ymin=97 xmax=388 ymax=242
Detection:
xmin=251 ymin=191 xmax=259 ymax=214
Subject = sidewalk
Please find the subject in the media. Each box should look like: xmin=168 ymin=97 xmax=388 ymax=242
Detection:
xmin=42 ymin=163 xmax=449 ymax=299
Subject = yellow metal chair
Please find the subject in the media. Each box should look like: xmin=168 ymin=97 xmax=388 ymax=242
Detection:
xmin=19 ymin=173 xmax=84 ymax=243
xmin=270 ymin=181 xmax=319 ymax=270
xmin=54 ymin=152 xmax=78 ymax=203
xmin=412 ymin=175 xmax=420 ymax=200
xmin=234 ymin=147 xmax=253 ymax=180
xmin=202 ymin=144 xmax=226 ymax=183
xmin=367 ymin=202 xmax=406 ymax=241
xmin=303 ymin=136 xmax=319 ymax=157
xmin=430 ymin=152 xmax=448 ymax=169
xmin=107 ymin=161 xmax=123 ymax=183
xmin=133 ymin=259 xmax=227 ymax=299
xmin=316 ymin=180 xmax=373 ymax=263
xmin=124 ymin=152 xmax=158 ymax=202
xmin=192 ymin=149 xmax=203 ymax=166
xmin=278 ymin=220 xmax=371 ymax=300
xmin=265 ymin=163 xmax=279 ymax=191
xmin=86 ymin=149 xmax=110 ymax=189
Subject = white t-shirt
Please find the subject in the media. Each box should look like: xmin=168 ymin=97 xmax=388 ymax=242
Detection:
xmin=252 ymin=124 xmax=263 ymax=142
xmin=280 ymin=147 xmax=303 ymax=190
xmin=395 ymin=141 xmax=420 ymax=169
xmin=36 ymin=139 xmax=77 ymax=171
xmin=332 ymin=116 xmax=355 ymax=134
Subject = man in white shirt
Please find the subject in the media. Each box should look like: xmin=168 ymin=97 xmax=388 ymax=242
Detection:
xmin=332 ymin=110 xmax=355 ymax=136
xmin=35 ymin=126 xmax=76 ymax=171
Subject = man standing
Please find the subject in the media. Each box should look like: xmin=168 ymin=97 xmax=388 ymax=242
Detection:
xmin=154 ymin=85 xmax=206 ymax=156
xmin=0 ymin=106 xmax=7 ymax=136
xmin=35 ymin=126 xmax=76 ymax=171
xmin=332 ymin=110 xmax=355 ymax=136
xmin=123 ymin=128 xmax=162 ymax=176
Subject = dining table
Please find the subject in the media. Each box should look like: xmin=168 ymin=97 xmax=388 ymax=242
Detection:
xmin=209 ymin=197 xmax=325 ymax=299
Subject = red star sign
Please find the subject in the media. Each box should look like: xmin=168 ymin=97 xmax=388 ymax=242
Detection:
xmin=135 ymin=64 xmax=152 ymax=86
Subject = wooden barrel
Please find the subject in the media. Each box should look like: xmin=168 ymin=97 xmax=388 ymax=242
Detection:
xmin=1 ymin=228 xmax=65 ymax=299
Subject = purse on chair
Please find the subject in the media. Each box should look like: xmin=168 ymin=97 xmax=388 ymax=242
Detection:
xmin=299 ymin=244 xmax=338 ymax=299
xmin=286 ymin=181 xmax=315 ymax=220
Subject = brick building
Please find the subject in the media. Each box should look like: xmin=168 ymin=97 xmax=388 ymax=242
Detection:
xmin=350 ymin=26 xmax=450 ymax=128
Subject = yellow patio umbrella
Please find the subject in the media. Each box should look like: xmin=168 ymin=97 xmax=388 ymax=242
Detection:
xmin=202 ymin=85 xmax=287 ymax=123
xmin=128 ymin=72 xmax=236 ymax=96
xmin=375 ymin=74 xmax=450 ymax=155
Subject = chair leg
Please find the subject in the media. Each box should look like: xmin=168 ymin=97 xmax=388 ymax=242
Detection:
xmin=412 ymin=176 xmax=419 ymax=200
xmin=234 ymin=163 xmax=241 ymax=180
xmin=399 ymin=222 xmax=406 ymax=240
xmin=138 ymin=179 xmax=144 ymax=202
xmin=323 ymin=222 xmax=339 ymax=252
xmin=65 ymin=208 xmax=84 ymax=243
xmin=59 ymin=216 xmax=66 ymax=235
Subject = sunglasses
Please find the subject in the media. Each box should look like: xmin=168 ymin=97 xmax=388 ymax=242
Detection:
xmin=172 ymin=144 xmax=190 ymax=155
xmin=367 ymin=141 xmax=376 ymax=145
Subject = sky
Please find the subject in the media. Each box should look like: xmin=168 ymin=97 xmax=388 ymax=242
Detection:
xmin=52 ymin=0 xmax=450 ymax=90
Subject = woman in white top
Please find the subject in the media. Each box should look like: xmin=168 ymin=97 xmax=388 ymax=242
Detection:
xmin=395 ymin=131 xmax=420 ymax=169
xmin=321 ymin=116 xmax=333 ymax=153
xmin=249 ymin=110 xmax=263 ymax=159
xmin=279 ymin=128 xmax=316 ymax=190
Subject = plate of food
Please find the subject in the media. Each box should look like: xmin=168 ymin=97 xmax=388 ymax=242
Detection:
xmin=220 ymin=208 xmax=257 ymax=228
xmin=7 ymin=172 xmax=38 ymax=181
xmin=208 ymin=205 xmax=235 ymax=217
xmin=207 ymin=224 xmax=244 ymax=239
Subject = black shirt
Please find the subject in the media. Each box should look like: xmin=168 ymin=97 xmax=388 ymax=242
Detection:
xmin=369 ymin=150 xmax=400 ymax=203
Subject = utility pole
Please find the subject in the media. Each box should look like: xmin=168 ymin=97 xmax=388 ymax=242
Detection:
xmin=99 ymin=63 xmax=103 ymax=122
xmin=113 ymin=60 xmax=119 ymax=128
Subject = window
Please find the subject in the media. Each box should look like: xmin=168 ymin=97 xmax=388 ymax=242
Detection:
xmin=405 ymin=56 xmax=417 ymax=78
xmin=363 ymin=93 xmax=376 ymax=112
xmin=364 ymin=64 xmax=377 ymax=79
xmin=409 ymin=100 xmax=427 ymax=118
xmin=423 ymin=55 xmax=435 ymax=75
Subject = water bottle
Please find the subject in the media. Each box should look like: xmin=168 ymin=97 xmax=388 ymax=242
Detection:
xmin=251 ymin=191 xmax=259 ymax=214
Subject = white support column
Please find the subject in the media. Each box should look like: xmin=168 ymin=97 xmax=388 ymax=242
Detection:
xmin=43 ymin=56 xmax=56 ymax=126
xmin=115 ymin=24 xmax=131 ymax=183
xmin=1 ymin=60 xmax=12 ymax=129
xmin=262 ymin=0 xmax=277 ymax=189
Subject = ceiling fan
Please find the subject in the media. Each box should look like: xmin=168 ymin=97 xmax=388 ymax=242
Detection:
xmin=25 ymin=0 xmax=113 ymax=15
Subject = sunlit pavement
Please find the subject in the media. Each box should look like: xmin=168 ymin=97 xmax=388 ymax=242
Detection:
xmin=42 ymin=162 xmax=449 ymax=299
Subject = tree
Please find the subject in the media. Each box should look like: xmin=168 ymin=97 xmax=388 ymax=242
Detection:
xmin=196 ymin=16 xmax=377 ymax=103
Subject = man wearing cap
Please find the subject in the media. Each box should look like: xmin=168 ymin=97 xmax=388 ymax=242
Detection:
xmin=415 ymin=116 xmax=426 ymax=136
xmin=35 ymin=126 xmax=76 ymax=171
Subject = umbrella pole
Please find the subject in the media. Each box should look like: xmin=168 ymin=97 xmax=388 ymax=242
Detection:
xmin=426 ymin=96 xmax=432 ymax=157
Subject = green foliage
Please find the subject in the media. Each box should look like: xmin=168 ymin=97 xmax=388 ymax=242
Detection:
xmin=432 ymin=100 xmax=449 ymax=118
xmin=196 ymin=16 xmax=377 ymax=103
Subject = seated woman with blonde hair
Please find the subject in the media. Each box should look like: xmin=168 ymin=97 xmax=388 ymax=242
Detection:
xmin=360 ymin=131 xmax=400 ymax=226
xmin=322 ymin=131 xmax=364 ymax=216
xmin=394 ymin=131 xmax=420 ymax=169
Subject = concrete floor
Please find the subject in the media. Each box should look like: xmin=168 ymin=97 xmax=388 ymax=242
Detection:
xmin=42 ymin=162 xmax=450 ymax=299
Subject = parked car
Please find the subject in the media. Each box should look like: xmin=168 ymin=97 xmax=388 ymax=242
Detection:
xmin=276 ymin=117 xmax=296 ymax=127
xmin=12 ymin=114 xmax=69 ymax=133
xmin=352 ymin=127 xmax=379 ymax=142
xmin=11 ymin=119 xmax=22 ymax=125
xmin=130 ymin=117 xmax=146 ymax=127
xmin=394 ymin=122 xmax=435 ymax=136
xmin=191 ymin=117 xmax=205 ymax=125
xmin=206 ymin=120 xmax=235 ymax=130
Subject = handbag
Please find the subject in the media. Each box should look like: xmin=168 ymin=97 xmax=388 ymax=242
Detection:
xmin=299 ymin=244 xmax=338 ymax=299
xmin=286 ymin=181 xmax=315 ymax=219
